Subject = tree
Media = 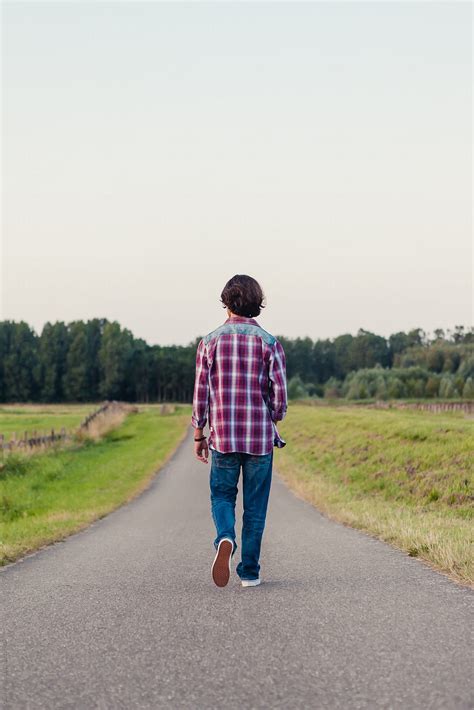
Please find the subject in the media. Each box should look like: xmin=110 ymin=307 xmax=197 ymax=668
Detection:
xmin=1 ymin=321 xmax=39 ymax=402
xmin=63 ymin=321 xmax=90 ymax=402
xmin=288 ymin=337 xmax=314 ymax=383
xmin=333 ymin=333 xmax=354 ymax=379
xmin=350 ymin=329 xmax=389 ymax=370
xmin=452 ymin=325 xmax=465 ymax=344
xmin=38 ymin=321 xmax=70 ymax=402
xmin=312 ymin=339 xmax=335 ymax=383
xmin=432 ymin=328 xmax=445 ymax=342
xmin=98 ymin=322 xmax=134 ymax=400
xmin=388 ymin=331 xmax=411 ymax=366
xmin=426 ymin=348 xmax=444 ymax=373
xmin=123 ymin=339 xmax=153 ymax=403
xmin=407 ymin=328 xmax=427 ymax=347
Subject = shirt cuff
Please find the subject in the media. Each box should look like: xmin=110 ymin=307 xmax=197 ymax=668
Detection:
xmin=271 ymin=407 xmax=287 ymax=422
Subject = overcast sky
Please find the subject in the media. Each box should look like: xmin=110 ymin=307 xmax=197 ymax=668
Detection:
xmin=1 ymin=1 xmax=472 ymax=346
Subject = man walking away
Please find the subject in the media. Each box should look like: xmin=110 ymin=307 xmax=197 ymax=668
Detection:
xmin=191 ymin=274 xmax=288 ymax=588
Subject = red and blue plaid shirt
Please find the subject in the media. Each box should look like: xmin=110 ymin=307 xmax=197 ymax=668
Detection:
xmin=191 ymin=314 xmax=288 ymax=455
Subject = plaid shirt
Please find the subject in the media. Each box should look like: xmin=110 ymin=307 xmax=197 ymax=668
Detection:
xmin=191 ymin=314 xmax=288 ymax=455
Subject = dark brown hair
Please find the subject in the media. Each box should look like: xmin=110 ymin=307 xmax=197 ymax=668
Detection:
xmin=220 ymin=274 xmax=266 ymax=317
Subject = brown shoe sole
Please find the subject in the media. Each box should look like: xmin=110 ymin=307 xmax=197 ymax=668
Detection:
xmin=212 ymin=539 xmax=233 ymax=587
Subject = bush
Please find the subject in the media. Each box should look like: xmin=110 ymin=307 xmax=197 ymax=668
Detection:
xmin=287 ymin=375 xmax=309 ymax=400
xmin=324 ymin=377 xmax=343 ymax=398
xmin=320 ymin=361 xmax=472 ymax=400
xmin=305 ymin=382 xmax=323 ymax=397
xmin=387 ymin=377 xmax=405 ymax=398
xmin=462 ymin=377 xmax=474 ymax=399
xmin=374 ymin=376 xmax=388 ymax=400
xmin=425 ymin=376 xmax=440 ymax=398
xmin=439 ymin=375 xmax=460 ymax=398
xmin=0 ymin=453 xmax=30 ymax=478
xmin=458 ymin=355 xmax=474 ymax=380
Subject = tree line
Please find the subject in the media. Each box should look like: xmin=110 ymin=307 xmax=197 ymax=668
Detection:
xmin=281 ymin=327 xmax=474 ymax=400
xmin=0 ymin=320 xmax=472 ymax=404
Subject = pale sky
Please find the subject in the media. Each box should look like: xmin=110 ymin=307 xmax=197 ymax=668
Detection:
xmin=1 ymin=1 xmax=472 ymax=346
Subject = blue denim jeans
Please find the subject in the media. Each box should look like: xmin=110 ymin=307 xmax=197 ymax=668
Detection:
xmin=209 ymin=448 xmax=273 ymax=581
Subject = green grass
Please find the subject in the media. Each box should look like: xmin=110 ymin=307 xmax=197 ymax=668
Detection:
xmin=276 ymin=404 xmax=474 ymax=586
xmin=0 ymin=405 xmax=191 ymax=566
xmin=0 ymin=403 xmax=92 ymax=438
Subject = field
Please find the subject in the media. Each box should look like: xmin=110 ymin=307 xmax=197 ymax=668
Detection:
xmin=276 ymin=403 xmax=474 ymax=585
xmin=0 ymin=404 xmax=191 ymax=566
xmin=0 ymin=403 xmax=91 ymax=438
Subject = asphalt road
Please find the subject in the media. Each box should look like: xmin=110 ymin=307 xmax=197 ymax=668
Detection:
xmin=1 ymin=426 xmax=473 ymax=709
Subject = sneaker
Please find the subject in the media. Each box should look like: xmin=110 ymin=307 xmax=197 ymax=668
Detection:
xmin=241 ymin=578 xmax=261 ymax=587
xmin=211 ymin=538 xmax=233 ymax=587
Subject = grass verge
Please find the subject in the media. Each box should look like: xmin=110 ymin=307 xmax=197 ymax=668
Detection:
xmin=276 ymin=404 xmax=473 ymax=586
xmin=0 ymin=405 xmax=191 ymax=566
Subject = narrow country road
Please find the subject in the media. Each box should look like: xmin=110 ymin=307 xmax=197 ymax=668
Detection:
xmin=1 ymin=426 xmax=472 ymax=709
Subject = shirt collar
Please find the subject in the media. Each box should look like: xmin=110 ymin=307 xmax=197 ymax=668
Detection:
xmin=225 ymin=315 xmax=259 ymax=326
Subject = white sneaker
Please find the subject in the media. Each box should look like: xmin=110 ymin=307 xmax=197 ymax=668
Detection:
xmin=241 ymin=578 xmax=261 ymax=587
xmin=211 ymin=538 xmax=233 ymax=587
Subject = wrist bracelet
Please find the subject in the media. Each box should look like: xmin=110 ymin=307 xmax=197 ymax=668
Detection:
xmin=194 ymin=435 xmax=207 ymax=442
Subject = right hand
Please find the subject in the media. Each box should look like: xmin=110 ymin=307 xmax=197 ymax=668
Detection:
xmin=194 ymin=437 xmax=209 ymax=464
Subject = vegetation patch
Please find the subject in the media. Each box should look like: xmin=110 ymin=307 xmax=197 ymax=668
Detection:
xmin=276 ymin=404 xmax=473 ymax=586
xmin=0 ymin=403 xmax=88 ymax=438
xmin=0 ymin=405 xmax=191 ymax=566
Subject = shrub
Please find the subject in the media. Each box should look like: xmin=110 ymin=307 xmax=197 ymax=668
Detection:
xmin=387 ymin=377 xmax=405 ymax=398
xmin=287 ymin=375 xmax=309 ymax=400
xmin=425 ymin=376 xmax=440 ymax=398
xmin=324 ymin=377 xmax=343 ymax=399
xmin=462 ymin=377 xmax=474 ymax=399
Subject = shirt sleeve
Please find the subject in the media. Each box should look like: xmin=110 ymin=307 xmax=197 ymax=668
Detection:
xmin=268 ymin=340 xmax=288 ymax=422
xmin=191 ymin=338 xmax=210 ymax=429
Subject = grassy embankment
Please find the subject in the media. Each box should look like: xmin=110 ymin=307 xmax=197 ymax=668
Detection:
xmin=0 ymin=404 xmax=191 ymax=566
xmin=276 ymin=403 xmax=473 ymax=586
